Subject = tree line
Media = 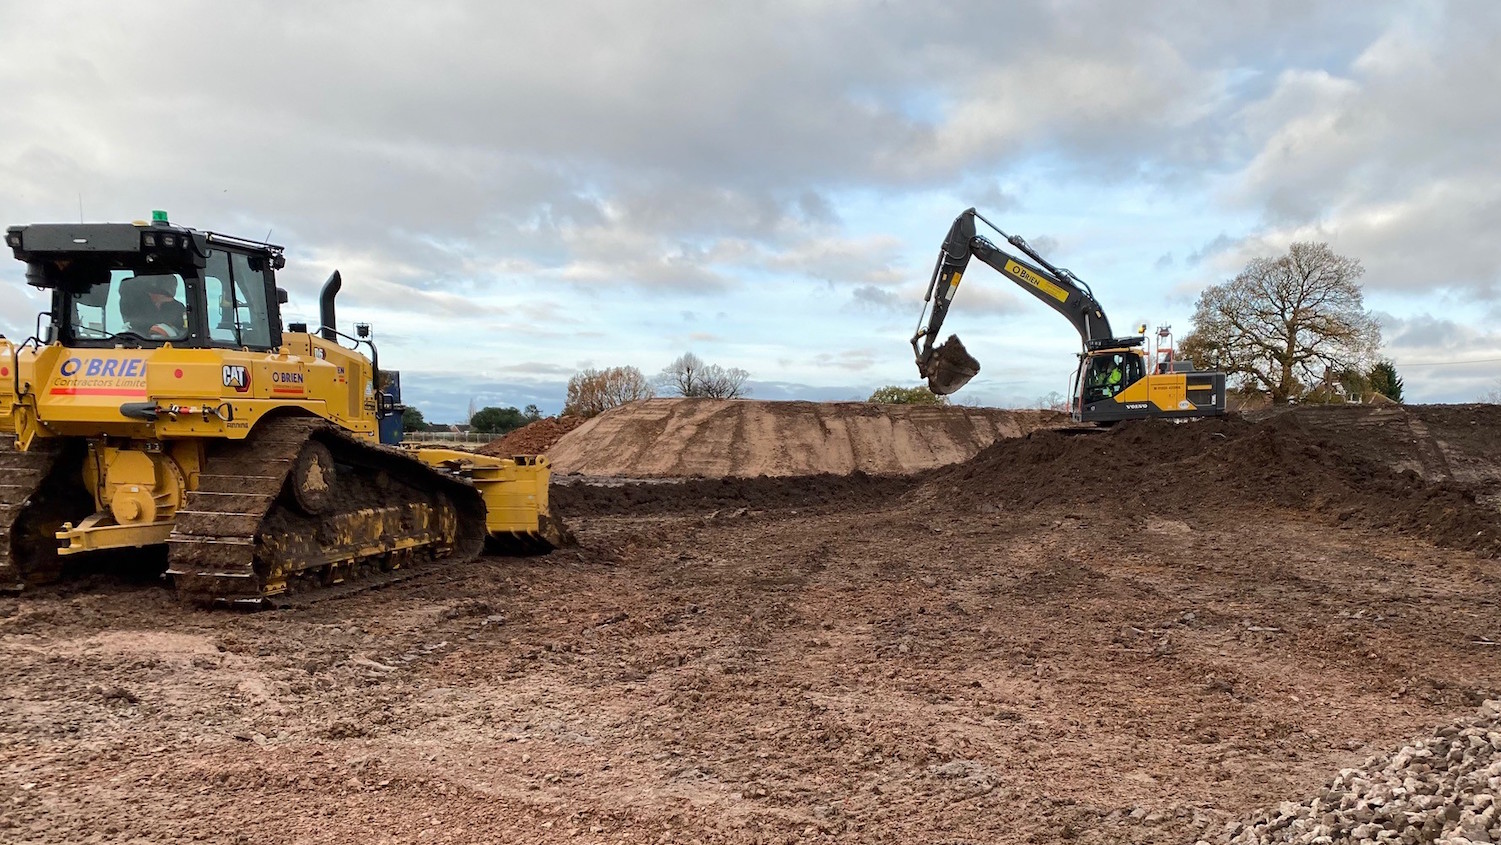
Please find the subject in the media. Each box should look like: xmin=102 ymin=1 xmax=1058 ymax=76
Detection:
xmin=404 ymin=351 xmax=756 ymax=432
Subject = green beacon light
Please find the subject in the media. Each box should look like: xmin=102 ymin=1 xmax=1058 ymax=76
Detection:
xmin=151 ymin=209 xmax=169 ymax=224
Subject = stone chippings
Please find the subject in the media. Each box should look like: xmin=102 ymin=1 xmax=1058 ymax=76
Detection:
xmin=1216 ymin=702 xmax=1501 ymax=845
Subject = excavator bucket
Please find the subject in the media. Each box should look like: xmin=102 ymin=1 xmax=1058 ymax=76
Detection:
xmin=922 ymin=335 xmax=981 ymax=395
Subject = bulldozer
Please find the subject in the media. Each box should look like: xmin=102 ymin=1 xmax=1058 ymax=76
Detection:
xmin=0 ymin=212 xmax=567 ymax=607
xmin=912 ymin=208 xmax=1226 ymax=424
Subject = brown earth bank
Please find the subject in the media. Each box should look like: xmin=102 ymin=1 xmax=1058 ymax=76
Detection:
xmin=1 ymin=404 xmax=1500 ymax=843
xmin=545 ymin=398 xmax=1067 ymax=478
xmin=477 ymin=416 xmax=586 ymax=458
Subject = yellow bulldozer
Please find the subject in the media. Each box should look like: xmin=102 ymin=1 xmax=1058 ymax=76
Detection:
xmin=0 ymin=211 xmax=566 ymax=607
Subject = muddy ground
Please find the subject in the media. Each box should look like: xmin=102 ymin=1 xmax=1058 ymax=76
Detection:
xmin=2 ymin=406 xmax=1501 ymax=844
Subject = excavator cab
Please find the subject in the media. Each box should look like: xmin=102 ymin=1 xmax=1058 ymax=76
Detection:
xmin=1079 ymin=349 xmax=1145 ymax=404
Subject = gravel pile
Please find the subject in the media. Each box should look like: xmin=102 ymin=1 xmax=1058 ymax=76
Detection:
xmin=1217 ymin=702 xmax=1501 ymax=844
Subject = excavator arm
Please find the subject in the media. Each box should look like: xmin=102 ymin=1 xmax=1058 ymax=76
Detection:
xmin=912 ymin=208 xmax=1115 ymax=394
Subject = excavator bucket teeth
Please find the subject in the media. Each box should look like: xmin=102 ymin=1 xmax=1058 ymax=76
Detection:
xmin=924 ymin=335 xmax=981 ymax=395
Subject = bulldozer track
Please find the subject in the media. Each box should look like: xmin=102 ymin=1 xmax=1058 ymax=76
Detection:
xmin=0 ymin=435 xmax=87 ymax=591
xmin=167 ymin=416 xmax=488 ymax=608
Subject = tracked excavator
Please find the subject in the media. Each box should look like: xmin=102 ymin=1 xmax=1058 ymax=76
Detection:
xmin=912 ymin=208 xmax=1226 ymax=424
xmin=0 ymin=212 xmax=567 ymax=607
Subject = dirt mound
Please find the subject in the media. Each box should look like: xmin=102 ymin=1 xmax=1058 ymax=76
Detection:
xmin=551 ymin=472 xmax=918 ymax=517
xmin=1258 ymin=403 xmax=1501 ymax=490
xmin=546 ymin=398 xmax=1065 ymax=478
xmin=927 ymin=409 xmax=1501 ymax=557
xmin=476 ymin=415 xmax=584 ymax=457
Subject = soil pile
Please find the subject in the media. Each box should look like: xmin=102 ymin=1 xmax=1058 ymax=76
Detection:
xmin=551 ymin=472 xmax=918 ymax=517
xmin=1228 ymin=702 xmax=1501 ymax=843
xmin=477 ymin=415 xmax=584 ymax=457
xmin=546 ymin=398 xmax=1065 ymax=478
xmin=926 ymin=411 xmax=1501 ymax=556
xmin=1257 ymin=403 xmax=1501 ymax=490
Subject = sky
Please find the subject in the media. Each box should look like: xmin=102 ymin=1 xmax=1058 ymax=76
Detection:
xmin=2 ymin=0 xmax=1499 ymax=421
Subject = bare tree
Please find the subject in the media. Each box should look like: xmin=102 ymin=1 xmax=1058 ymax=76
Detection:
xmin=564 ymin=366 xmax=654 ymax=417
xmin=696 ymin=363 xmax=750 ymax=399
xmin=1035 ymin=390 xmax=1070 ymax=413
xmin=661 ymin=352 xmax=705 ymax=397
xmin=659 ymin=352 xmax=751 ymax=399
xmin=1180 ymin=242 xmax=1381 ymax=404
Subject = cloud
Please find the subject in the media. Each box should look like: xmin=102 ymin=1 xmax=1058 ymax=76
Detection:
xmin=1 ymin=1 xmax=1494 ymax=410
xmin=849 ymin=285 xmax=905 ymax=313
xmin=1187 ymin=233 xmax=1237 ymax=266
xmin=1217 ymin=6 xmax=1501 ymax=296
xmin=811 ymin=348 xmax=882 ymax=372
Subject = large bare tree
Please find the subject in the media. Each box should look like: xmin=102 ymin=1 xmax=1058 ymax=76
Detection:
xmin=659 ymin=352 xmax=751 ymax=399
xmin=1180 ymin=242 xmax=1381 ymax=404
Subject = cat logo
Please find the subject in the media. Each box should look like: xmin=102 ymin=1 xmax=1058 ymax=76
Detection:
xmin=222 ymin=365 xmax=251 ymax=393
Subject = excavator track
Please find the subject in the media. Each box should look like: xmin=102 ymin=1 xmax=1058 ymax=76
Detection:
xmin=167 ymin=417 xmax=488 ymax=608
xmin=0 ymin=435 xmax=91 ymax=591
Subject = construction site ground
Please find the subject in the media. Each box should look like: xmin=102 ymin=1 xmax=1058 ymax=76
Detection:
xmin=3 ymin=404 xmax=1501 ymax=844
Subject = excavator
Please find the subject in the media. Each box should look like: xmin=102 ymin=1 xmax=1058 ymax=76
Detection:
xmin=912 ymin=208 xmax=1225 ymax=423
xmin=0 ymin=211 xmax=567 ymax=607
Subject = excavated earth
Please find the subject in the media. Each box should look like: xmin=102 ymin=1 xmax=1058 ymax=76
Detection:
xmin=3 ymin=403 xmax=1501 ymax=844
xmin=477 ymin=416 xmax=586 ymax=458
xmin=546 ymin=398 xmax=1067 ymax=477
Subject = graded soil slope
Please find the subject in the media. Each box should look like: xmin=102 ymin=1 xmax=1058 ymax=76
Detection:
xmin=546 ymin=398 xmax=1065 ymax=478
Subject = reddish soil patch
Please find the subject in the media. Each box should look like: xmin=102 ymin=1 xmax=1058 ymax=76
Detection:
xmin=477 ymin=415 xmax=585 ymax=457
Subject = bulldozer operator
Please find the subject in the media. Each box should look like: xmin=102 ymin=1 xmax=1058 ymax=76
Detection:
xmin=119 ymin=274 xmax=187 ymax=339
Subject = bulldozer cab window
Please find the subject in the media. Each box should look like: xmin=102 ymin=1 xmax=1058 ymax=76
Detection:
xmin=201 ymin=249 xmax=273 ymax=349
xmin=66 ymin=269 xmax=188 ymax=343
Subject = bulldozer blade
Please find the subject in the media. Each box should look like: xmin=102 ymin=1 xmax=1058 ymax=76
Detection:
xmin=923 ymin=335 xmax=980 ymax=395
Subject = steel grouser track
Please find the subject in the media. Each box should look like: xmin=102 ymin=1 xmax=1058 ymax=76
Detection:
xmin=0 ymin=434 xmax=91 ymax=591
xmin=167 ymin=417 xmax=487 ymax=607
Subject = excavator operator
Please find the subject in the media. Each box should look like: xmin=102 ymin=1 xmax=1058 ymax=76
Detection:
xmin=1084 ymin=353 xmax=1133 ymax=402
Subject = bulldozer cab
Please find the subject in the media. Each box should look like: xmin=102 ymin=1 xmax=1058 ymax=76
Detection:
xmin=9 ymin=219 xmax=285 ymax=352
